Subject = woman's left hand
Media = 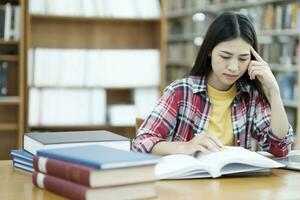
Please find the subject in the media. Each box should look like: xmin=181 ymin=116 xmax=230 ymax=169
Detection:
xmin=248 ymin=46 xmax=280 ymax=95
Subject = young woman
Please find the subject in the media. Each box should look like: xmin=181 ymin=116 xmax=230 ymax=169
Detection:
xmin=132 ymin=12 xmax=294 ymax=157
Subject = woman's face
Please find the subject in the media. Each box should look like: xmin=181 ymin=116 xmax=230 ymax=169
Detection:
xmin=207 ymin=38 xmax=251 ymax=91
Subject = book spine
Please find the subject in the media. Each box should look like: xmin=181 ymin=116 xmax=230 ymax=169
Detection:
xmin=33 ymin=156 xmax=91 ymax=186
xmin=32 ymin=171 xmax=87 ymax=200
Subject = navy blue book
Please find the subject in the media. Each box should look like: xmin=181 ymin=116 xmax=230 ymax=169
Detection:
xmin=37 ymin=145 xmax=161 ymax=169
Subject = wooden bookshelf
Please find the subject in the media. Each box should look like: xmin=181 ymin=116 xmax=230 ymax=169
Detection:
xmin=0 ymin=55 xmax=18 ymax=62
xmin=0 ymin=0 xmax=25 ymax=159
xmin=0 ymin=96 xmax=20 ymax=105
xmin=24 ymin=0 xmax=167 ymax=139
xmin=0 ymin=123 xmax=18 ymax=131
xmin=166 ymin=0 xmax=300 ymax=148
xmin=0 ymin=39 xmax=18 ymax=45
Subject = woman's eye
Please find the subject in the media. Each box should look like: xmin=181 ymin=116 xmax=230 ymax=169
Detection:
xmin=220 ymin=56 xmax=230 ymax=59
xmin=239 ymin=58 xmax=248 ymax=62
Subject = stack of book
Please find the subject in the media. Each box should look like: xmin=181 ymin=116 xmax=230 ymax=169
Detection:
xmin=10 ymin=130 xmax=131 ymax=174
xmin=10 ymin=149 xmax=34 ymax=173
xmin=32 ymin=145 xmax=160 ymax=200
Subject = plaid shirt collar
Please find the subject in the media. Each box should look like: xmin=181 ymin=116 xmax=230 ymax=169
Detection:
xmin=190 ymin=75 xmax=251 ymax=99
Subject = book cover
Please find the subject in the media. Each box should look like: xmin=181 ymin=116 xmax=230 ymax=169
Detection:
xmin=32 ymin=172 xmax=157 ymax=200
xmin=24 ymin=130 xmax=130 ymax=155
xmin=37 ymin=145 xmax=161 ymax=169
xmin=155 ymin=146 xmax=284 ymax=179
xmin=33 ymin=156 xmax=156 ymax=187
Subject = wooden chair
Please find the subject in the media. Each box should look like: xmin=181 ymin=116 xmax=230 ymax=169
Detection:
xmin=135 ymin=118 xmax=144 ymax=132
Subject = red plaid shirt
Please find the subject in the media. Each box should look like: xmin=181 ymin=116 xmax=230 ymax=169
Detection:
xmin=132 ymin=76 xmax=293 ymax=157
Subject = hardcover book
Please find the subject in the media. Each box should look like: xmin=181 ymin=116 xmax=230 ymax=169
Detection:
xmin=33 ymin=156 xmax=156 ymax=187
xmin=24 ymin=130 xmax=130 ymax=155
xmin=32 ymin=172 xmax=157 ymax=200
xmin=36 ymin=145 xmax=161 ymax=169
xmin=155 ymin=146 xmax=284 ymax=179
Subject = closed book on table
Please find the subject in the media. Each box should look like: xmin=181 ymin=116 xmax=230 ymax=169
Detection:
xmin=24 ymin=130 xmax=130 ymax=155
xmin=36 ymin=145 xmax=161 ymax=169
xmin=33 ymin=156 xmax=156 ymax=187
xmin=11 ymin=149 xmax=34 ymax=173
xmin=32 ymin=172 xmax=157 ymax=200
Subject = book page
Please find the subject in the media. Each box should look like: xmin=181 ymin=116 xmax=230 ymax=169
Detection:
xmin=155 ymin=154 xmax=212 ymax=179
xmin=195 ymin=146 xmax=284 ymax=177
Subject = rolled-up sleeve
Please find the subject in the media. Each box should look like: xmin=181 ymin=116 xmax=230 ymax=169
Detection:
xmin=132 ymin=86 xmax=179 ymax=153
xmin=252 ymin=97 xmax=294 ymax=157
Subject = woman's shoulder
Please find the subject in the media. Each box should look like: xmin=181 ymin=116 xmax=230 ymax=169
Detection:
xmin=167 ymin=76 xmax=205 ymax=91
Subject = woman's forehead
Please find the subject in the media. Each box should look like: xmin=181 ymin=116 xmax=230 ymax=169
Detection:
xmin=214 ymin=39 xmax=251 ymax=54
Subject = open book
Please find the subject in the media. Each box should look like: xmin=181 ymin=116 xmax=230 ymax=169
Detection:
xmin=155 ymin=146 xmax=284 ymax=179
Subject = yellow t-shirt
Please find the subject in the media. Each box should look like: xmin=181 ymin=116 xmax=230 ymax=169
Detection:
xmin=207 ymin=84 xmax=236 ymax=146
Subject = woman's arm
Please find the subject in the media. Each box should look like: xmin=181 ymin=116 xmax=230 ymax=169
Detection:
xmin=248 ymin=47 xmax=293 ymax=157
xmin=248 ymin=47 xmax=290 ymax=139
xmin=268 ymin=88 xmax=289 ymax=139
xmin=151 ymin=132 xmax=223 ymax=155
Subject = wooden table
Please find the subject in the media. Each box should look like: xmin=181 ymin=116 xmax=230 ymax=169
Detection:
xmin=1 ymin=160 xmax=300 ymax=200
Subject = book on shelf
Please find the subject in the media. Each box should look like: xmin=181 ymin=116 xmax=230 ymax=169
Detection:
xmin=155 ymin=146 xmax=284 ymax=179
xmin=24 ymin=130 xmax=131 ymax=155
xmin=28 ymin=88 xmax=107 ymax=126
xmin=0 ymin=3 xmax=20 ymax=40
xmin=33 ymin=156 xmax=156 ymax=187
xmin=36 ymin=145 xmax=161 ymax=170
xmin=108 ymin=104 xmax=136 ymax=126
xmin=0 ymin=62 xmax=8 ymax=96
xmin=32 ymin=172 xmax=157 ymax=200
xmin=29 ymin=0 xmax=161 ymax=19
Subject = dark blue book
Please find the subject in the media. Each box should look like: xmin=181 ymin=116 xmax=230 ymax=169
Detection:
xmin=37 ymin=145 xmax=161 ymax=169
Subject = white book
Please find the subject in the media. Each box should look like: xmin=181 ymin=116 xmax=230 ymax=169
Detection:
xmin=61 ymin=90 xmax=90 ymax=125
xmin=34 ymin=49 xmax=61 ymax=86
xmin=46 ymin=0 xmax=62 ymax=15
xmin=85 ymin=50 xmax=102 ymax=86
xmin=13 ymin=6 xmax=20 ymax=40
xmin=40 ymin=89 xmax=61 ymax=125
xmin=23 ymin=130 xmax=131 ymax=155
xmin=134 ymin=88 xmax=159 ymax=119
xmin=81 ymin=0 xmax=97 ymax=17
xmin=28 ymin=88 xmax=40 ymax=126
xmin=59 ymin=49 xmax=86 ymax=87
xmin=27 ymin=48 xmax=34 ymax=86
xmin=29 ymin=0 xmax=46 ymax=14
xmin=135 ymin=0 xmax=160 ymax=19
xmin=95 ymin=0 xmax=106 ymax=17
xmin=67 ymin=0 xmax=82 ymax=16
xmin=90 ymin=89 xmax=107 ymax=125
xmin=110 ymin=0 xmax=136 ymax=18
xmin=108 ymin=104 xmax=136 ymax=126
xmin=40 ymin=89 xmax=91 ymax=125
xmin=155 ymin=146 xmax=284 ymax=179
xmin=4 ymin=3 xmax=12 ymax=40
xmin=97 ymin=49 xmax=160 ymax=87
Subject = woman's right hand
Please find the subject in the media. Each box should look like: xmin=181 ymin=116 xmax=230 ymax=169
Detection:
xmin=182 ymin=132 xmax=224 ymax=154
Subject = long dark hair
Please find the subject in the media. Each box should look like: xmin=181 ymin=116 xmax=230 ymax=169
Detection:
xmin=190 ymin=12 xmax=267 ymax=101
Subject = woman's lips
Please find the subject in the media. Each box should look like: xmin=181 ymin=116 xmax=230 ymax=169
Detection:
xmin=224 ymin=74 xmax=238 ymax=80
